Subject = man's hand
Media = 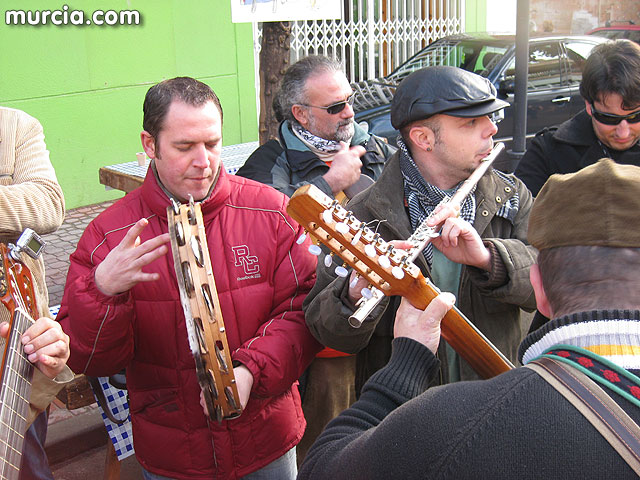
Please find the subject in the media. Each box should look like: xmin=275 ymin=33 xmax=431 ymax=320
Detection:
xmin=322 ymin=142 xmax=365 ymax=195
xmin=94 ymin=218 xmax=170 ymax=296
xmin=426 ymin=205 xmax=491 ymax=271
xmin=0 ymin=317 xmax=70 ymax=379
xmin=199 ymin=364 xmax=254 ymax=417
xmin=393 ymin=293 xmax=456 ymax=354
xmin=347 ymin=240 xmax=413 ymax=303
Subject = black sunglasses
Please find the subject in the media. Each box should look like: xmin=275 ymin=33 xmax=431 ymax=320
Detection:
xmin=590 ymin=103 xmax=640 ymax=126
xmin=302 ymin=93 xmax=356 ymax=115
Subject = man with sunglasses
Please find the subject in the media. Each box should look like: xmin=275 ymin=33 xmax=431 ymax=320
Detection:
xmin=237 ymin=55 xmax=395 ymax=465
xmin=515 ymin=39 xmax=640 ymax=196
xmin=237 ymin=55 xmax=394 ymax=199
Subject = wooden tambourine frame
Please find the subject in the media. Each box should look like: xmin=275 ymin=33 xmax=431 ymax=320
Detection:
xmin=167 ymin=197 xmax=242 ymax=423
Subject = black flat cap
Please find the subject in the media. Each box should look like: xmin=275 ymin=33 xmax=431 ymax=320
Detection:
xmin=391 ymin=65 xmax=510 ymax=129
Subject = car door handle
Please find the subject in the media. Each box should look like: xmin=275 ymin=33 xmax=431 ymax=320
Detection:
xmin=551 ymin=97 xmax=571 ymax=103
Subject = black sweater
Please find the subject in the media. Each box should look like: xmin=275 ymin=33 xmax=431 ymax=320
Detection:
xmin=299 ymin=335 xmax=640 ymax=479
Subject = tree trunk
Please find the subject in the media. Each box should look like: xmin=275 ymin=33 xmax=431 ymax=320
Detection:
xmin=259 ymin=21 xmax=291 ymax=145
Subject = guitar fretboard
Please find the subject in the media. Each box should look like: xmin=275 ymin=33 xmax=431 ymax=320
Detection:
xmin=0 ymin=309 xmax=34 ymax=480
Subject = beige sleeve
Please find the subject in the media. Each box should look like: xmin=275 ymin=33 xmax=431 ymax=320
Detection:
xmin=0 ymin=107 xmax=65 ymax=237
xmin=27 ymin=366 xmax=75 ymax=427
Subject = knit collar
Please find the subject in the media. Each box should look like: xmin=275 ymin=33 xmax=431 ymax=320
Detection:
xmin=519 ymin=309 xmax=640 ymax=371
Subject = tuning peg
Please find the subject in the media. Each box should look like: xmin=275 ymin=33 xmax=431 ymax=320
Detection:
xmin=296 ymin=231 xmax=308 ymax=245
xmin=335 ymin=264 xmax=348 ymax=277
xmin=308 ymin=244 xmax=322 ymax=256
xmin=351 ymin=228 xmax=363 ymax=246
xmin=324 ymin=253 xmax=333 ymax=267
xmin=360 ymin=286 xmax=374 ymax=299
xmin=336 ymin=222 xmax=349 ymax=234
xmin=349 ymin=274 xmax=360 ymax=289
xmin=322 ymin=209 xmax=333 ymax=224
xmin=392 ymin=266 xmax=405 ymax=279
xmin=364 ymin=243 xmax=376 ymax=258
xmin=378 ymin=255 xmax=391 ymax=269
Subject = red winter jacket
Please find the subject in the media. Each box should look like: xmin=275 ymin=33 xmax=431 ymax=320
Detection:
xmin=58 ymin=167 xmax=322 ymax=479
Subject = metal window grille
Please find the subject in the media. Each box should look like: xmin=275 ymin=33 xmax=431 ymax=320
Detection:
xmin=287 ymin=0 xmax=465 ymax=82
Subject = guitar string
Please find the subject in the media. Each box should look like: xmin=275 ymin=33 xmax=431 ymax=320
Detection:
xmin=0 ymin=263 xmax=35 ymax=470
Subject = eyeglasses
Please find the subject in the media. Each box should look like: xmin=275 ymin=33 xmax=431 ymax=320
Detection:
xmin=302 ymin=93 xmax=356 ymax=115
xmin=590 ymin=103 xmax=640 ymax=126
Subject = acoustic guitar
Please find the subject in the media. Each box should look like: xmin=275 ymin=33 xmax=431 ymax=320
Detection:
xmin=0 ymin=243 xmax=38 ymax=480
xmin=287 ymin=184 xmax=514 ymax=379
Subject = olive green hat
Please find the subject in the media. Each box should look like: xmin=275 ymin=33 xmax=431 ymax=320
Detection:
xmin=528 ymin=159 xmax=640 ymax=250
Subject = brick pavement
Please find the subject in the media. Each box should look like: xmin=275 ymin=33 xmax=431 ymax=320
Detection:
xmin=37 ymin=199 xmax=144 ymax=477
xmin=42 ymin=200 xmax=115 ymax=308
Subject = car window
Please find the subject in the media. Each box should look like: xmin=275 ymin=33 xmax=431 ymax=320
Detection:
xmin=564 ymin=40 xmax=599 ymax=85
xmin=502 ymin=42 xmax=564 ymax=91
xmin=388 ymin=39 xmax=508 ymax=83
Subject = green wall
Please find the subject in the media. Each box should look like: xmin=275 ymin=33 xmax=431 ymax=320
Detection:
xmin=0 ymin=1 xmax=258 ymax=209
xmin=465 ymin=0 xmax=488 ymax=32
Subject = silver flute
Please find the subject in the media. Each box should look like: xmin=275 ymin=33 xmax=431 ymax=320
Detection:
xmin=348 ymin=142 xmax=505 ymax=328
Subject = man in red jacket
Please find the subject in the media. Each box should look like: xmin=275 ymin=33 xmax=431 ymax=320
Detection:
xmin=58 ymin=77 xmax=322 ymax=479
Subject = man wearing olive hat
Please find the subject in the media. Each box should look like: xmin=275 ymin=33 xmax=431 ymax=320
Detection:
xmin=304 ymin=65 xmax=537 ymax=391
xmin=299 ymin=159 xmax=640 ymax=479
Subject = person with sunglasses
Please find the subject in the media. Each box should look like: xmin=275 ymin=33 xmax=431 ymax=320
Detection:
xmin=237 ymin=55 xmax=396 ymax=465
xmin=515 ymin=39 xmax=640 ymax=197
xmin=304 ymin=65 xmax=536 ymax=429
xmin=237 ymin=55 xmax=395 ymax=199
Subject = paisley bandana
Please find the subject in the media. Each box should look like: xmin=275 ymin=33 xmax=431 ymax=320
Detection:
xmin=291 ymin=123 xmax=344 ymax=154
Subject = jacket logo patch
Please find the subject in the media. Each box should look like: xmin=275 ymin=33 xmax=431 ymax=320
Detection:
xmin=232 ymin=245 xmax=261 ymax=280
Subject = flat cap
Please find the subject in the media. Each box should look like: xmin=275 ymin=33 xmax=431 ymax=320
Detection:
xmin=528 ymin=159 xmax=640 ymax=250
xmin=390 ymin=65 xmax=509 ymax=129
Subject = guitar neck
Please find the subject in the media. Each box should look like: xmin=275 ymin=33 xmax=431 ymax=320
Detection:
xmin=0 ymin=309 xmax=34 ymax=480
xmin=287 ymin=183 xmax=514 ymax=380
xmin=404 ymin=277 xmax=514 ymax=378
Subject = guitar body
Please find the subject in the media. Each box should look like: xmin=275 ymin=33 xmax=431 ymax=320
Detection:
xmin=0 ymin=243 xmax=38 ymax=480
xmin=287 ymin=184 xmax=514 ymax=379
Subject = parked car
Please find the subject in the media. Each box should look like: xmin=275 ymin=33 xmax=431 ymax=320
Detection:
xmin=352 ymin=32 xmax=606 ymax=171
xmin=588 ymin=21 xmax=640 ymax=44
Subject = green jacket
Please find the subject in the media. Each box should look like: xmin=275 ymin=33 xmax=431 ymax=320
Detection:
xmin=303 ymin=152 xmax=537 ymax=392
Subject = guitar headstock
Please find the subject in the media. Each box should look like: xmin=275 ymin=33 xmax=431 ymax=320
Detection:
xmin=0 ymin=243 xmax=38 ymax=320
xmin=288 ymin=184 xmax=426 ymax=303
